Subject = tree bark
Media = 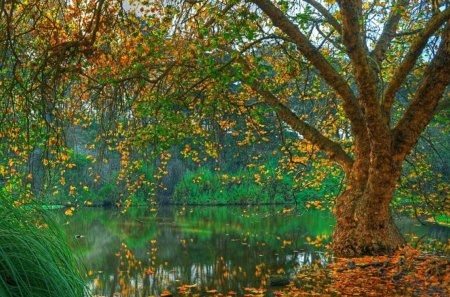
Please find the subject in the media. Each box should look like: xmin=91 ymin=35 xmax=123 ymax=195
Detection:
xmin=333 ymin=191 xmax=405 ymax=257
xmin=333 ymin=153 xmax=405 ymax=257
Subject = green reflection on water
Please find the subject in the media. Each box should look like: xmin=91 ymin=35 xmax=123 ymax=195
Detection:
xmin=53 ymin=206 xmax=448 ymax=297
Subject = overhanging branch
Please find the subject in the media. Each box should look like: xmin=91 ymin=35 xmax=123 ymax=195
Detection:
xmin=232 ymin=53 xmax=354 ymax=171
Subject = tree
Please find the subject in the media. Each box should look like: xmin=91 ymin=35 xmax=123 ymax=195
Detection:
xmin=159 ymin=0 xmax=450 ymax=256
xmin=256 ymin=0 xmax=450 ymax=257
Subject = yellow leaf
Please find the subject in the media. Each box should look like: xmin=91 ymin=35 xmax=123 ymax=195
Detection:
xmin=65 ymin=207 xmax=74 ymax=216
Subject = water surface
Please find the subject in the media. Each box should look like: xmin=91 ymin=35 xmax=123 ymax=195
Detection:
xmin=56 ymin=206 xmax=448 ymax=296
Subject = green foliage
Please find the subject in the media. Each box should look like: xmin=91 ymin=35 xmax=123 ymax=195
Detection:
xmin=174 ymin=167 xmax=289 ymax=205
xmin=97 ymin=184 xmax=119 ymax=204
xmin=0 ymin=191 xmax=85 ymax=297
xmin=392 ymin=120 xmax=450 ymax=222
xmin=173 ymin=163 xmax=341 ymax=206
xmin=434 ymin=214 xmax=450 ymax=226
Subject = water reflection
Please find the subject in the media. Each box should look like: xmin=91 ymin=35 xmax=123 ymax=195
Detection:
xmin=54 ymin=206 xmax=448 ymax=296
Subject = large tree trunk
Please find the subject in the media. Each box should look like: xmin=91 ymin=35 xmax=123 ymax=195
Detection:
xmin=332 ymin=154 xmax=405 ymax=257
xmin=333 ymin=189 xmax=405 ymax=257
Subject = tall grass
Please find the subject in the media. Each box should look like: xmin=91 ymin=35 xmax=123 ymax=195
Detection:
xmin=0 ymin=192 xmax=85 ymax=297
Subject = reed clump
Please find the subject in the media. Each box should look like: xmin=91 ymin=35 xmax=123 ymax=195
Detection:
xmin=0 ymin=192 xmax=85 ymax=297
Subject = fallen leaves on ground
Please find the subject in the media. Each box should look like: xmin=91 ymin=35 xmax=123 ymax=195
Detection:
xmin=280 ymin=247 xmax=449 ymax=296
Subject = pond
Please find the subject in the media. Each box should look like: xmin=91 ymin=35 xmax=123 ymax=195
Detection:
xmin=55 ymin=206 xmax=449 ymax=297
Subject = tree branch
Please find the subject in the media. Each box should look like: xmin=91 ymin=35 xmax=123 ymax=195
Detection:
xmin=315 ymin=23 xmax=344 ymax=52
xmin=371 ymin=0 xmax=410 ymax=65
xmin=393 ymin=22 xmax=450 ymax=161
xmin=219 ymin=41 xmax=354 ymax=171
xmin=337 ymin=0 xmax=378 ymax=101
xmin=256 ymin=88 xmax=354 ymax=172
xmin=383 ymin=7 xmax=450 ymax=115
xmin=203 ymin=2 xmax=236 ymax=30
xmin=303 ymin=0 xmax=342 ymax=33
xmin=395 ymin=28 xmax=422 ymax=37
xmin=89 ymin=0 xmax=107 ymax=44
xmin=337 ymin=0 xmax=391 ymax=149
xmin=247 ymin=72 xmax=354 ymax=172
xmin=250 ymin=0 xmax=365 ymax=135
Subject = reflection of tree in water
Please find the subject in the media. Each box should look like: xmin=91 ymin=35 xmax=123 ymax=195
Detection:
xmin=58 ymin=207 xmax=444 ymax=296
xmin=85 ymin=215 xmax=333 ymax=296
xmin=88 ymin=248 xmax=332 ymax=296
